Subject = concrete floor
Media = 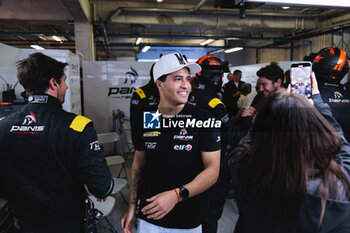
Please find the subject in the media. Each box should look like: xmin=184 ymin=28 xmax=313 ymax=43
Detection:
xmin=97 ymin=153 xmax=239 ymax=233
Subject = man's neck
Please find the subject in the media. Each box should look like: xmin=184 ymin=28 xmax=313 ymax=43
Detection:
xmin=158 ymin=101 xmax=184 ymax=116
xmin=45 ymin=90 xmax=61 ymax=103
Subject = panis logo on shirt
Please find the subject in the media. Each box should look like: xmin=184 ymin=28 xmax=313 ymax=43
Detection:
xmin=173 ymin=128 xmax=193 ymax=141
xmin=174 ymin=144 xmax=192 ymax=151
xmin=10 ymin=111 xmax=45 ymax=134
xmin=328 ymin=91 xmax=350 ymax=104
xmin=334 ymin=91 xmax=343 ymax=99
xmin=22 ymin=111 xmax=36 ymax=125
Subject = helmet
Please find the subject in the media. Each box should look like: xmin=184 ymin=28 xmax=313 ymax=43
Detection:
xmin=196 ymin=55 xmax=230 ymax=93
xmin=313 ymin=47 xmax=350 ymax=84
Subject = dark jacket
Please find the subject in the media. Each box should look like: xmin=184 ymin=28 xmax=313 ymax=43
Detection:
xmin=0 ymin=95 xmax=113 ymax=232
xmin=318 ymin=82 xmax=350 ymax=142
xmin=130 ymin=81 xmax=159 ymax=150
xmin=189 ymin=85 xmax=251 ymax=156
xmin=229 ymin=94 xmax=350 ymax=233
xmin=222 ymin=80 xmax=245 ymax=117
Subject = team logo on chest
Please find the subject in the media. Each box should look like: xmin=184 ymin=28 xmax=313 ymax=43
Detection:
xmin=328 ymin=91 xmax=350 ymax=104
xmin=173 ymin=128 xmax=193 ymax=141
xmin=22 ymin=111 xmax=36 ymax=125
xmin=10 ymin=111 xmax=45 ymax=134
xmin=145 ymin=142 xmax=157 ymax=149
xmin=174 ymin=144 xmax=192 ymax=151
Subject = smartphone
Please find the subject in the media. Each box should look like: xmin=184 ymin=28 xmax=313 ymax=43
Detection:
xmin=290 ymin=62 xmax=312 ymax=98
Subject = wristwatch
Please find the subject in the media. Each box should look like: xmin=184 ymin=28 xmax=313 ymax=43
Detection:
xmin=179 ymin=186 xmax=189 ymax=201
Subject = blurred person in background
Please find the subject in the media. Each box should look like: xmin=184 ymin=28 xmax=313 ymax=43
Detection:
xmin=228 ymin=73 xmax=350 ymax=233
xmin=312 ymin=47 xmax=350 ymax=142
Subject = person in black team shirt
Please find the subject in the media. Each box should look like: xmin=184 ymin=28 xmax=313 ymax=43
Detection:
xmin=188 ymin=55 xmax=254 ymax=233
xmin=312 ymin=47 xmax=350 ymax=142
xmin=121 ymin=53 xmax=221 ymax=233
xmin=0 ymin=53 xmax=114 ymax=233
xmin=130 ymin=63 xmax=159 ymax=151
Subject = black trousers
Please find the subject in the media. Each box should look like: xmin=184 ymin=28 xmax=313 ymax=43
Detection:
xmin=16 ymin=217 xmax=82 ymax=233
xmin=202 ymin=171 xmax=229 ymax=233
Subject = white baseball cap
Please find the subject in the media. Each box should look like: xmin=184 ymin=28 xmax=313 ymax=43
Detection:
xmin=153 ymin=53 xmax=202 ymax=80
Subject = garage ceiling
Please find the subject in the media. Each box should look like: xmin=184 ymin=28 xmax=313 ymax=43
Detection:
xmin=0 ymin=0 xmax=349 ymax=59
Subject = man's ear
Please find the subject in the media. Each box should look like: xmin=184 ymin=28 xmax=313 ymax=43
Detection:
xmin=48 ymin=78 xmax=57 ymax=90
xmin=156 ymin=79 xmax=162 ymax=91
xmin=276 ymin=79 xmax=282 ymax=87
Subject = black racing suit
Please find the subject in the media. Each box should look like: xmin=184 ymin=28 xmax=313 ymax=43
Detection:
xmin=318 ymin=82 xmax=350 ymax=142
xmin=188 ymin=85 xmax=251 ymax=233
xmin=130 ymin=81 xmax=159 ymax=150
xmin=0 ymin=95 xmax=114 ymax=233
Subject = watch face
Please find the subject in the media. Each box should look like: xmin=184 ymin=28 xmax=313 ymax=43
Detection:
xmin=180 ymin=187 xmax=189 ymax=200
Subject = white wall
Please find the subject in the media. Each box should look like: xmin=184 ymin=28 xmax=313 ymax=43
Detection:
xmin=0 ymin=43 xmax=21 ymax=102
xmin=83 ymin=61 xmax=153 ymax=133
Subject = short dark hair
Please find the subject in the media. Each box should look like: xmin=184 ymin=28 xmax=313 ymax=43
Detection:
xmin=233 ymin=69 xmax=242 ymax=75
xmin=157 ymin=67 xmax=190 ymax=82
xmin=157 ymin=74 xmax=168 ymax=82
xmin=256 ymin=62 xmax=284 ymax=83
xmin=16 ymin=53 xmax=67 ymax=95
xmin=240 ymin=83 xmax=252 ymax=95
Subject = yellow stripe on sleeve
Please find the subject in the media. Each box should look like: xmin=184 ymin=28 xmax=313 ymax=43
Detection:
xmin=135 ymin=88 xmax=146 ymax=99
xmin=70 ymin=115 xmax=92 ymax=132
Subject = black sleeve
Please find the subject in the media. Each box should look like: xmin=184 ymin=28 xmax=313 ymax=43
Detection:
xmin=130 ymin=92 xmax=146 ymax=150
xmin=312 ymin=94 xmax=350 ymax=176
xmin=198 ymin=109 xmax=221 ymax=152
xmin=76 ymin=122 xmax=114 ymax=198
xmin=213 ymin=104 xmax=251 ymax=147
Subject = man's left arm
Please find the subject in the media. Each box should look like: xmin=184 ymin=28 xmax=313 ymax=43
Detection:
xmin=75 ymin=122 xmax=114 ymax=199
xmin=180 ymin=150 xmax=220 ymax=197
xmin=141 ymin=150 xmax=220 ymax=220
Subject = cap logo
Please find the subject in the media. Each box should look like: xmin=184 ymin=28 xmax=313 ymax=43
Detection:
xmin=175 ymin=53 xmax=186 ymax=65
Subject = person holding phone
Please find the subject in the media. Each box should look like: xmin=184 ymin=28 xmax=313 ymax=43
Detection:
xmin=228 ymin=73 xmax=350 ymax=233
xmin=255 ymin=62 xmax=284 ymax=97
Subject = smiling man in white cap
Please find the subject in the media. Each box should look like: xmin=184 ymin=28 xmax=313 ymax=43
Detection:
xmin=121 ymin=53 xmax=221 ymax=233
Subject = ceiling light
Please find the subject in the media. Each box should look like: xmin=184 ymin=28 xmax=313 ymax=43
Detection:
xmin=226 ymin=37 xmax=239 ymax=40
xmin=141 ymin=46 xmax=151 ymax=53
xmin=136 ymin=37 xmax=142 ymax=45
xmin=52 ymin=36 xmax=62 ymax=42
xmin=244 ymin=0 xmax=350 ymax=7
xmin=224 ymin=47 xmax=243 ymax=53
xmin=38 ymin=35 xmax=46 ymax=40
xmin=157 ymin=0 xmax=163 ymax=2
xmin=200 ymin=39 xmax=215 ymax=46
xmin=282 ymin=6 xmax=290 ymax=9
xmin=30 ymin=45 xmax=45 ymax=50
xmin=209 ymin=49 xmax=225 ymax=54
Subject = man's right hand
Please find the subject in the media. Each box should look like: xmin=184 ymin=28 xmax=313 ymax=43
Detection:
xmin=121 ymin=205 xmax=136 ymax=233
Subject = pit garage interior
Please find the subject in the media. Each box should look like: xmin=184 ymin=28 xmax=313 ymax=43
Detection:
xmin=0 ymin=0 xmax=350 ymax=232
